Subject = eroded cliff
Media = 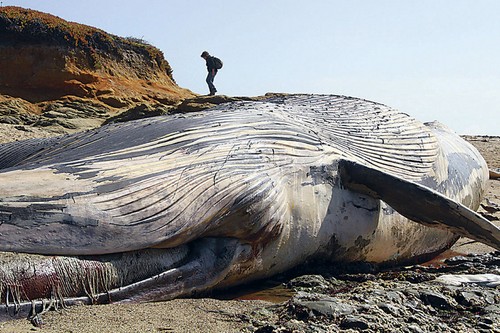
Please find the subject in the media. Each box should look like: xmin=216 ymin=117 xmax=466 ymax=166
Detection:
xmin=0 ymin=6 xmax=195 ymax=132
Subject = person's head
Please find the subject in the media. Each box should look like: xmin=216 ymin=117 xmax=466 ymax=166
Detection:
xmin=200 ymin=51 xmax=209 ymax=59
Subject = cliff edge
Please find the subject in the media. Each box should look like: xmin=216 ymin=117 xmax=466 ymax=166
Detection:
xmin=0 ymin=6 xmax=195 ymax=132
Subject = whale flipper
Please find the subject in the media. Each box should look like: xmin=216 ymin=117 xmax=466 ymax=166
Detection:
xmin=338 ymin=159 xmax=500 ymax=250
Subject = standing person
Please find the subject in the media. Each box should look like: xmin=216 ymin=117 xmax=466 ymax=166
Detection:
xmin=201 ymin=51 xmax=219 ymax=96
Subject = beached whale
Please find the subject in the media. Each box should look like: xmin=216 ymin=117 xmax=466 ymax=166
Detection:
xmin=0 ymin=94 xmax=498 ymax=319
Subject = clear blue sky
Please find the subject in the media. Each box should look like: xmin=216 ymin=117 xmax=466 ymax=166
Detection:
xmin=5 ymin=0 xmax=500 ymax=135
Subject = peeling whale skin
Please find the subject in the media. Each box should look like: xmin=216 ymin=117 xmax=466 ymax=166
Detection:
xmin=0 ymin=94 xmax=498 ymax=319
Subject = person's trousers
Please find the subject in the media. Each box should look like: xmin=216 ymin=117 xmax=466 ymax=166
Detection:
xmin=206 ymin=72 xmax=217 ymax=94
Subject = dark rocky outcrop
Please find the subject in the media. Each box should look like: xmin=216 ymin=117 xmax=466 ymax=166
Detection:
xmin=244 ymin=252 xmax=500 ymax=332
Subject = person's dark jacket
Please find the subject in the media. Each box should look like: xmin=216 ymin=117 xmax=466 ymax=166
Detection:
xmin=206 ymin=56 xmax=218 ymax=72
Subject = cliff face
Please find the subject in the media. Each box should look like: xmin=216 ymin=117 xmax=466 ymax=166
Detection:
xmin=0 ymin=6 xmax=195 ymax=132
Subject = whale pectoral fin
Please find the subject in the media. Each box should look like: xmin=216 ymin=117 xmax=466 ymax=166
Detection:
xmin=338 ymin=160 xmax=500 ymax=250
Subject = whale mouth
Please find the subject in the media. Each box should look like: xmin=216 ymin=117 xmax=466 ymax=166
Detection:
xmin=0 ymin=237 xmax=246 ymax=320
